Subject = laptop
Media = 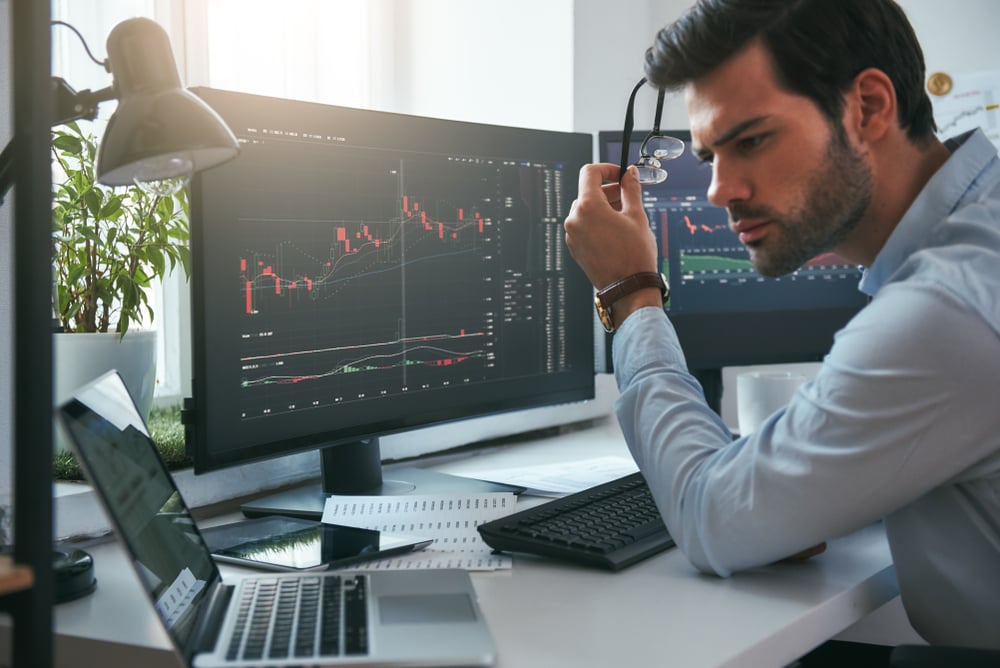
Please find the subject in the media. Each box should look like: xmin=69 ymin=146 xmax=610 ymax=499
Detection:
xmin=58 ymin=370 xmax=497 ymax=668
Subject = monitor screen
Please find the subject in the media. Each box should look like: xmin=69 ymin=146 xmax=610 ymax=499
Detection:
xmin=599 ymin=130 xmax=869 ymax=409
xmin=186 ymin=88 xmax=594 ymax=516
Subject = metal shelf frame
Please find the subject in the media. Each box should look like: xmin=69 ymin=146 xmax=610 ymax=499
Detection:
xmin=3 ymin=0 xmax=55 ymax=666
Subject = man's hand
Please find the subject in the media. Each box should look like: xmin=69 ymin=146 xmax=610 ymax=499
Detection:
xmin=563 ymin=163 xmax=659 ymax=291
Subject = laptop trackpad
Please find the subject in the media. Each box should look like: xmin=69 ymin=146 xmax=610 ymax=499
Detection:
xmin=379 ymin=594 xmax=477 ymax=624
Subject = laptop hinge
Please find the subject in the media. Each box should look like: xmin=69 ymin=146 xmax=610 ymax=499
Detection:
xmin=190 ymin=581 xmax=235 ymax=658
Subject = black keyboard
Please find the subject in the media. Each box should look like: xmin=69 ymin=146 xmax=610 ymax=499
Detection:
xmin=477 ymin=472 xmax=674 ymax=570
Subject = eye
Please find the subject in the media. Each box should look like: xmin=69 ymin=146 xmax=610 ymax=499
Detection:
xmin=736 ymin=133 xmax=768 ymax=154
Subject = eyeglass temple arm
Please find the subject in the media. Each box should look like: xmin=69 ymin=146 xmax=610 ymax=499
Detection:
xmin=618 ymin=77 xmax=647 ymax=182
xmin=652 ymin=86 xmax=666 ymax=135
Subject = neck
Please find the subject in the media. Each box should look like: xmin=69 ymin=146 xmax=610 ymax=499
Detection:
xmin=838 ymin=134 xmax=952 ymax=267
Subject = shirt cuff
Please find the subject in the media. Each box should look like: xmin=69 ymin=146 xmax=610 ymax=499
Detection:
xmin=612 ymin=306 xmax=687 ymax=387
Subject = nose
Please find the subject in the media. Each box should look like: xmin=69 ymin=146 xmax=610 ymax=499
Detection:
xmin=706 ymin=158 xmax=751 ymax=208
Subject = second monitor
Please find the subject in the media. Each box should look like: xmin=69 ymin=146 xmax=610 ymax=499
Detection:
xmin=599 ymin=130 xmax=869 ymax=411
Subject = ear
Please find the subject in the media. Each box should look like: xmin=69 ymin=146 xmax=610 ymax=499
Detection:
xmin=847 ymin=68 xmax=896 ymax=142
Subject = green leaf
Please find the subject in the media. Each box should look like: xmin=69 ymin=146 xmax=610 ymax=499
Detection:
xmin=119 ymin=275 xmax=139 ymax=311
xmin=99 ymin=197 xmax=123 ymax=220
xmin=64 ymin=299 xmax=82 ymax=322
xmin=67 ymin=265 xmax=86 ymax=286
xmin=55 ymin=285 xmax=70 ymax=314
xmin=177 ymin=246 xmax=191 ymax=278
xmin=148 ymin=250 xmax=165 ymax=277
xmin=83 ymin=189 xmax=102 ymax=218
xmin=77 ymin=226 xmax=101 ymax=244
xmin=52 ymin=134 xmax=83 ymax=155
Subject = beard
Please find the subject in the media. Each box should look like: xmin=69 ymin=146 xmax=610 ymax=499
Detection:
xmin=730 ymin=124 xmax=873 ymax=277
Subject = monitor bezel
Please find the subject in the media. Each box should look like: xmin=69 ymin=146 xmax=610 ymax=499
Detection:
xmin=185 ymin=88 xmax=596 ymax=478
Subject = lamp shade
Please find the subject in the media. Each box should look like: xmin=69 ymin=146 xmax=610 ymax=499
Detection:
xmin=96 ymin=17 xmax=239 ymax=187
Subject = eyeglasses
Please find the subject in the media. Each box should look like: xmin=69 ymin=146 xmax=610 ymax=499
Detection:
xmin=618 ymin=77 xmax=684 ymax=184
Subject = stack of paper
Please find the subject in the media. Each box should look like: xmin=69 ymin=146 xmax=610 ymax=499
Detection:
xmin=322 ymin=493 xmax=516 ymax=571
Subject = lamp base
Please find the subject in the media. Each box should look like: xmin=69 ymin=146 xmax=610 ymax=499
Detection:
xmin=53 ymin=548 xmax=97 ymax=603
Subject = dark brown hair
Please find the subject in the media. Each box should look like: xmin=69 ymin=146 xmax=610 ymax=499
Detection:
xmin=645 ymin=0 xmax=937 ymax=142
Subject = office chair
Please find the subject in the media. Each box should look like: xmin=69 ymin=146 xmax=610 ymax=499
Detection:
xmin=889 ymin=644 xmax=1000 ymax=667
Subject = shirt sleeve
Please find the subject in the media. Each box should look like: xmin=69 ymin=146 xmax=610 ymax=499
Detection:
xmin=612 ymin=285 xmax=1000 ymax=577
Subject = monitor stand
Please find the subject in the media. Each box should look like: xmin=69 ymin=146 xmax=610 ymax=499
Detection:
xmin=240 ymin=437 xmax=521 ymax=520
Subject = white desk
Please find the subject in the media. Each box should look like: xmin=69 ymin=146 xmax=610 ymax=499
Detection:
xmin=46 ymin=417 xmax=899 ymax=668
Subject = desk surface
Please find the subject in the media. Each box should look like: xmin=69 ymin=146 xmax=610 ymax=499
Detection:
xmin=48 ymin=417 xmax=899 ymax=668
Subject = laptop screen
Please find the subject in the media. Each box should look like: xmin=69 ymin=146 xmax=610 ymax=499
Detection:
xmin=60 ymin=371 xmax=222 ymax=655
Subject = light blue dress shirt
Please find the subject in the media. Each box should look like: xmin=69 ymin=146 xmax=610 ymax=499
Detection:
xmin=612 ymin=129 xmax=1000 ymax=648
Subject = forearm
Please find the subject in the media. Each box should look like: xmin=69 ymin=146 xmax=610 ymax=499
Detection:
xmin=613 ymin=287 xmax=1000 ymax=577
xmin=612 ymin=308 xmax=739 ymax=573
xmin=613 ymin=307 xmax=887 ymax=575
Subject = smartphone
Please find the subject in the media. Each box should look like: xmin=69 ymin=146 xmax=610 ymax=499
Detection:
xmin=200 ymin=515 xmax=432 ymax=572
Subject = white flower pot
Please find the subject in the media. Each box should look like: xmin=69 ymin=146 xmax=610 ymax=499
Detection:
xmin=53 ymin=330 xmax=157 ymax=452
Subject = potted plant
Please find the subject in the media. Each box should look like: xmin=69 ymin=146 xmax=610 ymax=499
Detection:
xmin=50 ymin=121 xmax=190 ymax=433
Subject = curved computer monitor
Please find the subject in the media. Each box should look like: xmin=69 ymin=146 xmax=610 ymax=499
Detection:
xmin=598 ymin=130 xmax=869 ymax=411
xmin=186 ymin=88 xmax=595 ymax=518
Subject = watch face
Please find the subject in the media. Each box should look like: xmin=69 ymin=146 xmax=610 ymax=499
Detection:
xmin=595 ymin=296 xmax=615 ymax=333
xmin=658 ymin=273 xmax=671 ymax=302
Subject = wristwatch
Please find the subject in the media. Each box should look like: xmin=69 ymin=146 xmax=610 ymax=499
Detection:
xmin=594 ymin=272 xmax=669 ymax=333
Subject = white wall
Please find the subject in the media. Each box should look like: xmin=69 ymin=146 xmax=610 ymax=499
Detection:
xmin=899 ymin=0 xmax=998 ymax=76
xmin=573 ymin=0 xmax=691 ymax=138
xmin=392 ymin=0 xmax=575 ymax=130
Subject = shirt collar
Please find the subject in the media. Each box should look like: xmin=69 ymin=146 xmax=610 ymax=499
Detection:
xmin=860 ymin=129 xmax=998 ymax=295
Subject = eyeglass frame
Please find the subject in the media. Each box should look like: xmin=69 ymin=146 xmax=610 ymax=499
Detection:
xmin=618 ymin=77 xmax=684 ymax=184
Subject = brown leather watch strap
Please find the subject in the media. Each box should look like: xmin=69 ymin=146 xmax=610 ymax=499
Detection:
xmin=596 ymin=272 xmax=669 ymax=309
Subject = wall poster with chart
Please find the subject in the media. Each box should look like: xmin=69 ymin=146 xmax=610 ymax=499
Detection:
xmin=927 ymin=69 xmax=1000 ymax=150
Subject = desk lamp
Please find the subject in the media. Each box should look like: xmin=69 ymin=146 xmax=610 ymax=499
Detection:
xmin=1 ymin=16 xmax=239 ymax=201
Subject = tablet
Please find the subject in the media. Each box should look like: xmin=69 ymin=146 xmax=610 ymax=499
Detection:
xmin=200 ymin=516 xmax=432 ymax=571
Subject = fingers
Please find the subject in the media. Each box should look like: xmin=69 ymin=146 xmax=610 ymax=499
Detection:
xmin=601 ymin=182 xmax=623 ymax=212
xmin=574 ymin=163 xmax=644 ymax=218
xmin=618 ymin=166 xmax=644 ymax=217
xmin=577 ymin=162 xmax=622 ymax=199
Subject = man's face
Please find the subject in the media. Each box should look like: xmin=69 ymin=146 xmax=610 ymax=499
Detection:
xmin=685 ymin=42 xmax=872 ymax=277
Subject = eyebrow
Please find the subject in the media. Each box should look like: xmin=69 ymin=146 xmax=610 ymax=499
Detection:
xmin=693 ymin=116 xmax=770 ymax=160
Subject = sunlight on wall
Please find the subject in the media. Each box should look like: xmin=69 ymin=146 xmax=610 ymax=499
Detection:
xmin=201 ymin=0 xmax=574 ymax=130
xmin=206 ymin=0 xmax=371 ymax=109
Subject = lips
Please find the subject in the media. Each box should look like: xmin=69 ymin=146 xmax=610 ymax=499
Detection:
xmin=731 ymin=219 xmax=771 ymax=244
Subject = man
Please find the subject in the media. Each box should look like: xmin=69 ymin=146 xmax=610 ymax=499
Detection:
xmin=564 ymin=0 xmax=1000 ymax=650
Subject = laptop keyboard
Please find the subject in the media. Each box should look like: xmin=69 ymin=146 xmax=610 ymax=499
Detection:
xmin=226 ymin=574 xmax=369 ymax=661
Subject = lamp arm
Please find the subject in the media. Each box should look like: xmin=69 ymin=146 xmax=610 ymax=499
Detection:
xmin=0 ymin=78 xmax=117 ymax=204
xmin=1 ymin=19 xmax=118 ymax=203
xmin=52 ymin=77 xmax=116 ymax=126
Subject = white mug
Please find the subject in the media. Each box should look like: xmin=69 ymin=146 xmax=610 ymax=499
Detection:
xmin=736 ymin=371 xmax=806 ymax=436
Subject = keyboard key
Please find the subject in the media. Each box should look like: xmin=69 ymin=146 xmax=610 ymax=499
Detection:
xmin=226 ymin=573 xmax=371 ymax=662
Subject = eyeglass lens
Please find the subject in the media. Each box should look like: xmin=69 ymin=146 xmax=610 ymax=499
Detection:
xmin=619 ymin=78 xmax=684 ymax=185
